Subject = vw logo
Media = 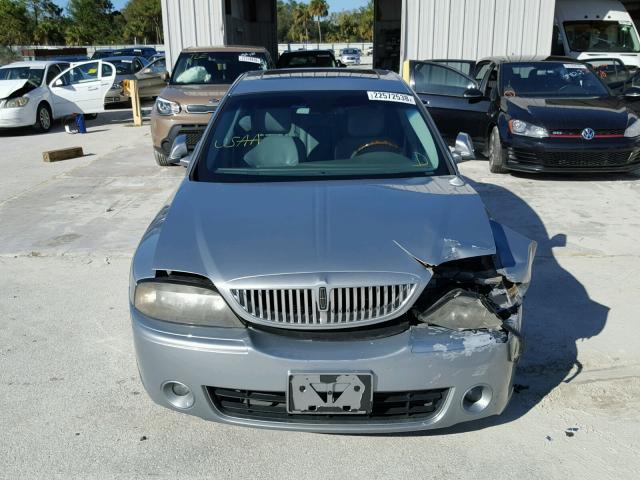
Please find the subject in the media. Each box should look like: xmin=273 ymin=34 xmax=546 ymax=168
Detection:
xmin=581 ymin=128 xmax=595 ymax=140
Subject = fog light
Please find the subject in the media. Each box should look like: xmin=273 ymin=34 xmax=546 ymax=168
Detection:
xmin=462 ymin=385 xmax=492 ymax=413
xmin=162 ymin=381 xmax=195 ymax=409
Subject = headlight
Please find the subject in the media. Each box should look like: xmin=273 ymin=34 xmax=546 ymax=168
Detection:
xmin=416 ymin=289 xmax=503 ymax=331
xmin=4 ymin=96 xmax=29 ymax=108
xmin=156 ymin=97 xmax=181 ymax=115
xmin=624 ymin=119 xmax=640 ymax=138
xmin=508 ymin=119 xmax=549 ymax=138
xmin=133 ymin=281 xmax=244 ymax=327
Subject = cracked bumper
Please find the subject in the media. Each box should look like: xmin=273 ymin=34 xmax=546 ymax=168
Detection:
xmin=132 ymin=309 xmax=520 ymax=433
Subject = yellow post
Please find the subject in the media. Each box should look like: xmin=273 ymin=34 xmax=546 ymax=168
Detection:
xmin=123 ymin=79 xmax=142 ymax=127
xmin=402 ymin=60 xmax=411 ymax=83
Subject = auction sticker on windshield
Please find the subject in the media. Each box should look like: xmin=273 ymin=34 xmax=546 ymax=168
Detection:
xmin=367 ymin=91 xmax=416 ymax=104
xmin=564 ymin=64 xmax=588 ymax=70
xmin=239 ymin=55 xmax=263 ymax=64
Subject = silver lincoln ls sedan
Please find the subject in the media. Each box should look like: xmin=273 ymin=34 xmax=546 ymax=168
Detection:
xmin=130 ymin=68 xmax=536 ymax=433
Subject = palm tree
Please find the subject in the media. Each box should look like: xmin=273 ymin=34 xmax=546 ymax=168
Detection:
xmin=291 ymin=4 xmax=311 ymax=43
xmin=308 ymin=0 xmax=328 ymax=45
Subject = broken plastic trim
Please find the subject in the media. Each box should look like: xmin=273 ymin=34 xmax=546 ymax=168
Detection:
xmin=415 ymin=288 xmax=504 ymax=331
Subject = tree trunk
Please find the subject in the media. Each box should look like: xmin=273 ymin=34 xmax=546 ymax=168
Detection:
xmin=317 ymin=19 xmax=322 ymax=45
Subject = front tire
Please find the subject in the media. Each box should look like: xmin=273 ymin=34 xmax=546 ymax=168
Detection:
xmin=34 ymin=103 xmax=52 ymax=132
xmin=488 ymin=126 xmax=508 ymax=174
xmin=154 ymin=150 xmax=172 ymax=166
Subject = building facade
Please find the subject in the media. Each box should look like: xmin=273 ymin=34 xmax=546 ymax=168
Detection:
xmin=161 ymin=0 xmax=640 ymax=72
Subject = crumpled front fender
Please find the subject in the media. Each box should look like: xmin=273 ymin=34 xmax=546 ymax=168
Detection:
xmin=490 ymin=220 xmax=537 ymax=290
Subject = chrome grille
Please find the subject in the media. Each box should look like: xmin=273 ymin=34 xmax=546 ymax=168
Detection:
xmin=229 ymin=284 xmax=417 ymax=328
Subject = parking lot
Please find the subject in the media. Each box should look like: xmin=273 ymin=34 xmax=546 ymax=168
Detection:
xmin=1 ymin=108 xmax=639 ymax=479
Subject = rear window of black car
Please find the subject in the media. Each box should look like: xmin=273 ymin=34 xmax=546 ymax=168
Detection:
xmin=277 ymin=52 xmax=336 ymax=68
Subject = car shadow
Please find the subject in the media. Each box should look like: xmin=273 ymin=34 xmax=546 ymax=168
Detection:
xmin=376 ymin=175 xmax=610 ymax=437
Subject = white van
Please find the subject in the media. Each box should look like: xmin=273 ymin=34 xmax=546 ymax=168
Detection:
xmin=553 ymin=0 xmax=640 ymax=68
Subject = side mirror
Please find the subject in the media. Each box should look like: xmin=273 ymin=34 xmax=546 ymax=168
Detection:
xmin=161 ymin=71 xmax=170 ymax=82
xmin=169 ymin=134 xmax=190 ymax=167
xmin=463 ymin=87 xmax=483 ymax=99
xmin=451 ymin=132 xmax=475 ymax=162
xmin=625 ymin=86 xmax=640 ymax=98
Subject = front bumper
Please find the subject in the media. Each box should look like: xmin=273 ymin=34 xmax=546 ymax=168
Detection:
xmin=0 ymin=105 xmax=36 ymax=128
xmin=150 ymin=110 xmax=209 ymax=155
xmin=504 ymin=135 xmax=640 ymax=173
xmin=132 ymin=309 xmax=519 ymax=433
xmin=104 ymin=89 xmax=128 ymax=104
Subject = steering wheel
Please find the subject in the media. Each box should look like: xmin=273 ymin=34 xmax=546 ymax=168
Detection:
xmin=351 ymin=140 xmax=402 ymax=158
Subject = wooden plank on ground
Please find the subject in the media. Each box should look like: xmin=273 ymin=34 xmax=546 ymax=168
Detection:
xmin=42 ymin=147 xmax=84 ymax=163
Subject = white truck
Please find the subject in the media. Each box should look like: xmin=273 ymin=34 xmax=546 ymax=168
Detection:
xmin=553 ymin=0 xmax=640 ymax=69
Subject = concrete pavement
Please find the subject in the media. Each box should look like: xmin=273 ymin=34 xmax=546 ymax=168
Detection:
xmin=0 ymin=112 xmax=639 ymax=479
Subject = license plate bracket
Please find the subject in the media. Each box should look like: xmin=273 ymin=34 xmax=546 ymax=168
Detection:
xmin=287 ymin=372 xmax=373 ymax=415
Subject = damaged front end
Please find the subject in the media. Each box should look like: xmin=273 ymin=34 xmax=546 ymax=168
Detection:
xmin=411 ymin=221 xmax=536 ymax=363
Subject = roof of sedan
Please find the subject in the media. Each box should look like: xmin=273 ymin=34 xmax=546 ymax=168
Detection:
xmin=280 ymin=49 xmax=334 ymax=55
xmin=480 ymin=55 xmax=582 ymax=64
xmin=1 ymin=60 xmax=60 ymax=68
xmin=182 ymin=45 xmax=268 ymax=53
xmin=102 ymin=56 xmax=143 ymax=61
xmin=232 ymin=69 xmax=411 ymax=95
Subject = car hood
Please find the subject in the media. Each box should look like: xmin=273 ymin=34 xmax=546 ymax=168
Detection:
xmin=158 ymin=84 xmax=231 ymax=105
xmin=504 ymin=96 xmax=633 ymax=130
xmin=151 ymin=176 xmax=500 ymax=284
xmin=0 ymin=79 xmax=29 ymax=100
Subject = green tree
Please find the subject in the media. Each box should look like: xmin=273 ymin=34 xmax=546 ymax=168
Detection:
xmin=123 ymin=0 xmax=162 ymax=44
xmin=308 ymin=0 xmax=328 ymax=44
xmin=0 ymin=0 xmax=30 ymax=46
xmin=24 ymin=0 xmax=66 ymax=45
xmin=277 ymin=0 xmax=296 ymax=43
xmin=66 ymin=0 xmax=114 ymax=45
xmin=291 ymin=3 xmax=311 ymax=43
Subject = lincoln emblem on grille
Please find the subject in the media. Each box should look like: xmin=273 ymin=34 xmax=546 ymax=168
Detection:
xmin=318 ymin=287 xmax=328 ymax=311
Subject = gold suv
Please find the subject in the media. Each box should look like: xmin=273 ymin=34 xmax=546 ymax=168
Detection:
xmin=151 ymin=46 xmax=272 ymax=165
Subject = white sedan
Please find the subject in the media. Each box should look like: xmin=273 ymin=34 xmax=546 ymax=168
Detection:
xmin=0 ymin=60 xmax=116 ymax=132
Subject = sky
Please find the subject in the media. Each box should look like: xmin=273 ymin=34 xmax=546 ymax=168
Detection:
xmin=53 ymin=0 xmax=368 ymax=14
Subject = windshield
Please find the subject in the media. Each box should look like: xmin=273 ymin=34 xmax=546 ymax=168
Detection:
xmin=342 ymin=49 xmax=359 ymax=55
xmin=564 ymin=21 xmax=640 ymax=52
xmin=108 ymin=59 xmax=136 ymax=75
xmin=500 ymin=62 xmax=609 ymax=98
xmin=171 ymin=51 xmax=269 ymax=85
xmin=194 ymin=90 xmax=447 ymax=182
xmin=0 ymin=67 xmax=44 ymax=86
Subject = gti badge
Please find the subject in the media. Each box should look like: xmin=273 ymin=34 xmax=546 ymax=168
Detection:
xmin=581 ymin=128 xmax=595 ymax=140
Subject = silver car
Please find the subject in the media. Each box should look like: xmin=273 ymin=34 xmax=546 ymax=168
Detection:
xmin=130 ymin=69 xmax=536 ymax=433
xmin=340 ymin=48 xmax=361 ymax=65
xmin=103 ymin=56 xmax=167 ymax=104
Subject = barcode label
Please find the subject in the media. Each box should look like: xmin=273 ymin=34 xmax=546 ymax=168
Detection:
xmin=367 ymin=91 xmax=416 ymax=104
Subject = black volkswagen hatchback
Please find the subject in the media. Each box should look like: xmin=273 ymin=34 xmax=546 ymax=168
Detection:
xmin=405 ymin=56 xmax=640 ymax=174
